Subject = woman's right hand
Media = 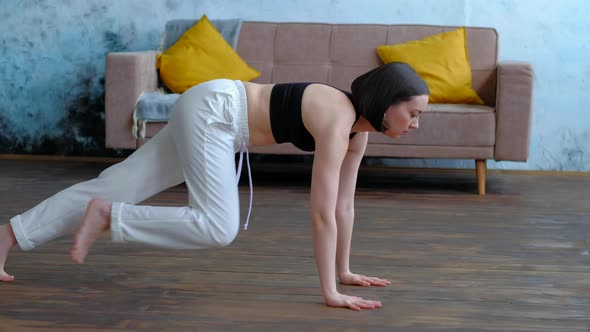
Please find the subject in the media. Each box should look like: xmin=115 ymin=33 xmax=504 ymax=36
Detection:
xmin=325 ymin=292 xmax=382 ymax=311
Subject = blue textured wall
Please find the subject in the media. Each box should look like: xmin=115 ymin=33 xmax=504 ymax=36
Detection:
xmin=1 ymin=0 xmax=588 ymax=170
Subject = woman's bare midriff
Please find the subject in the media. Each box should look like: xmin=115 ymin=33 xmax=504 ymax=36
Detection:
xmin=242 ymin=82 xmax=276 ymax=147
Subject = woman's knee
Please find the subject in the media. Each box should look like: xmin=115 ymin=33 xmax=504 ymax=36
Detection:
xmin=208 ymin=222 xmax=239 ymax=248
xmin=205 ymin=212 xmax=240 ymax=248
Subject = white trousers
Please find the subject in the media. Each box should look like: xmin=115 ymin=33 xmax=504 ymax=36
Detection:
xmin=10 ymin=79 xmax=250 ymax=250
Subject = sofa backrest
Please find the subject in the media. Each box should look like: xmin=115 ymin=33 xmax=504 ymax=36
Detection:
xmin=236 ymin=22 xmax=498 ymax=106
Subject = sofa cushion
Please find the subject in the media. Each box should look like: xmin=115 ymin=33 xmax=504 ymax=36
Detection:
xmin=156 ymin=15 xmax=260 ymax=93
xmin=368 ymin=104 xmax=495 ymax=147
xmin=377 ymin=27 xmax=483 ymax=105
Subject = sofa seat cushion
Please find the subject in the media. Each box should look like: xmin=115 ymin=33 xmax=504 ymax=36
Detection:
xmin=368 ymin=104 xmax=495 ymax=147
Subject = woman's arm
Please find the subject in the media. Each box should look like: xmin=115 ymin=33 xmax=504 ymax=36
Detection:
xmin=335 ymin=132 xmax=391 ymax=287
xmin=304 ymin=84 xmax=383 ymax=310
xmin=311 ymin=130 xmax=383 ymax=310
xmin=310 ymin=129 xmax=348 ymax=300
xmin=335 ymin=132 xmax=367 ymax=277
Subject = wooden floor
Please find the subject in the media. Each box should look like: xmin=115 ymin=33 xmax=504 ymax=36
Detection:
xmin=1 ymin=159 xmax=589 ymax=331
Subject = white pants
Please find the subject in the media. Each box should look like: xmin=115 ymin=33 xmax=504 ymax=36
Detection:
xmin=10 ymin=79 xmax=250 ymax=250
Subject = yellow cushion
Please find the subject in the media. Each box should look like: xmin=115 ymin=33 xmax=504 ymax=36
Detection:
xmin=377 ymin=27 xmax=483 ymax=104
xmin=156 ymin=15 xmax=260 ymax=93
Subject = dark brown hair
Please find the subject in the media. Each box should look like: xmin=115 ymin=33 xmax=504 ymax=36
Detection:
xmin=351 ymin=62 xmax=429 ymax=132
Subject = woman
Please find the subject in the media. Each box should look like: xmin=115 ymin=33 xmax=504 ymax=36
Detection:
xmin=0 ymin=62 xmax=429 ymax=311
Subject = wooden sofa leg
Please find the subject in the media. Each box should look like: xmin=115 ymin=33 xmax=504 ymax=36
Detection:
xmin=475 ymin=159 xmax=487 ymax=195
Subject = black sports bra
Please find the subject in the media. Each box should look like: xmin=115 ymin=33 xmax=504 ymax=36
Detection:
xmin=269 ymin=83 xmax=360 ymax=152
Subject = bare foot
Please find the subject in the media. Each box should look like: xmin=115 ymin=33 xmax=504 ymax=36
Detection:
xmin=0 ymin=223 xmax=18 ymax=282
xmin=71 ymin=197 xmax=112 ymax=264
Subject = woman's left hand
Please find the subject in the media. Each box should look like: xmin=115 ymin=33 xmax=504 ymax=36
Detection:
xmin=339 ymin=272 xmax=391 ymax=287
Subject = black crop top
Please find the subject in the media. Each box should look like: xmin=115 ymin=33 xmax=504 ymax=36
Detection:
xmin=269 ymin=83 xmax=361 ymax=152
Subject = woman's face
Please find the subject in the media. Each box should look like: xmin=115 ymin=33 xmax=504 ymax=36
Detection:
xmin=382 ymin=95 xmax=429 ymax=139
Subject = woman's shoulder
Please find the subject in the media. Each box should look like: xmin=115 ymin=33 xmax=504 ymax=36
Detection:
xmin=302 ymin=84 xmax=357 ymax=139
xmin=306 ymin=83 xmax=353 ymax=107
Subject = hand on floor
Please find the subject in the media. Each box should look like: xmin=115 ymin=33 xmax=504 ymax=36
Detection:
xmin=325 ymin=292 xmax=382 ymax=311
xmin=339 ymin=272 xmax=391 ymax=287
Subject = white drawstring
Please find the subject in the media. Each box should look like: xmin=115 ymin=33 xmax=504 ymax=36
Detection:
xmin=236 ymin=142 xmax=253 ymax=230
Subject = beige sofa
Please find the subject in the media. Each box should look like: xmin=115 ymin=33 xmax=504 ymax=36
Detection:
xmin=105 ymin=22 xmax=534 ymax=195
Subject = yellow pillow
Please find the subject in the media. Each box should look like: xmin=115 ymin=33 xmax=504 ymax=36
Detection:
xmin=377 ymin=27 xmax=483 ymax=104
xmin=156 ymin=15 xmax=260 ymax=93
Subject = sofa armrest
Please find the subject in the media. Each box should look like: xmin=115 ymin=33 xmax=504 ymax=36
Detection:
xmin=494 ymin=62 xmax=534 ymax=161
xmin=105 ymin=51 xmax=158 ymax=149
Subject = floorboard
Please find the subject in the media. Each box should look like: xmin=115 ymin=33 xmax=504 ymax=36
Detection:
xmin=1 ymin=159 xmax=589 ymax=331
